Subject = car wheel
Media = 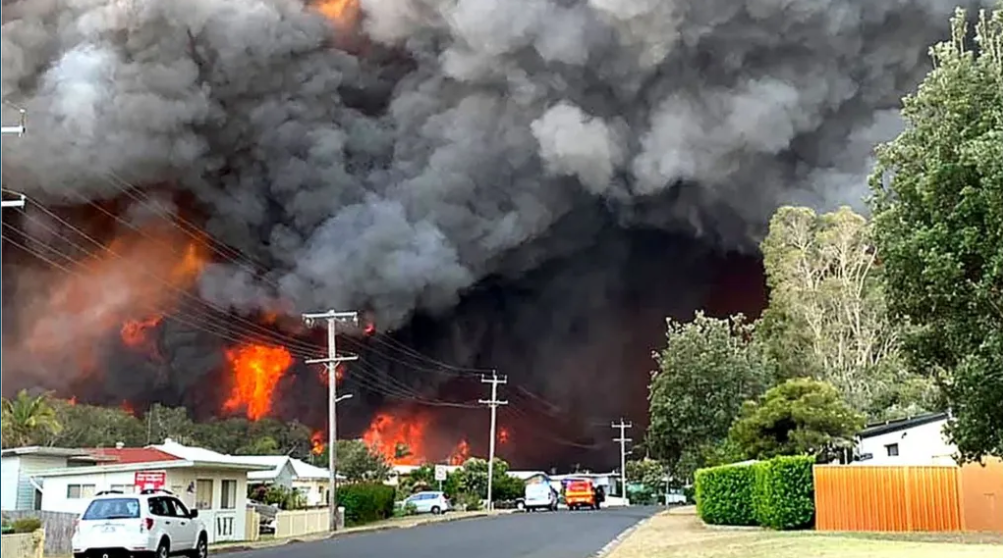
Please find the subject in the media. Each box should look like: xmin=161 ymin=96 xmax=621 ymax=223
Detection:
xmin=190 ymin=533 xmax=208 ymax=558
xmin=516 ymin=501 xmax=525 ymax=511
xmin=156 ymin=538 xmax=170 ymax=558
xmin=431 ymin=505 xmax=442 ymax=515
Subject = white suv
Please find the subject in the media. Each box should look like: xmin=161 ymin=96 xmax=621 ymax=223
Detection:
xmin=72 ymin=489 xmax=208 ymax=558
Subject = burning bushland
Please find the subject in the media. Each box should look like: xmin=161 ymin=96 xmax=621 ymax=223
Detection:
xmin=2 ymin=0 xmax=984 ymax=468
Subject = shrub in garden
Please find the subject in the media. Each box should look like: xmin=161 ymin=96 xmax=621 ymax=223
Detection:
xmin=694 ymin=462 xmax=758 ymax=526
xmin=753 ymin=455 xmax=815 ymax=530
xmin=337 ymin=483 xmax=396 ymax=526
xmin=11 ymin=517 xmax=42 ymax=534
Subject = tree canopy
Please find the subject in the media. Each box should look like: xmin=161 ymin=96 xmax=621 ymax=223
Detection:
xmin=729 ymin=378 xmax=865 ymax=462
xmin=757 ymin=206 xmax=936 ymax=418
xmin=312 ymin=439 xmax=391 ymax=483
xmin=869 ymin=6 xmax=1003 ymax=460
xmin=647 ymin=312 xmax=769 ymax=479
xmin=1 ymin=390 xmax=62 ymax=447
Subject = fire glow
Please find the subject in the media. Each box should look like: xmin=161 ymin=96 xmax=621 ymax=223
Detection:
xmin=223 ymin=343 xmax=294 ymax=420
xmin=311 ymin=431 xmax=325 ymax=456
xmin=11 ymin=225 xmax=208 ymax=380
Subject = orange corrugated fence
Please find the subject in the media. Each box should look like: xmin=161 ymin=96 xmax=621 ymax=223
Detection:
xmin=814 ymin=459 xmax=1002 ymax=533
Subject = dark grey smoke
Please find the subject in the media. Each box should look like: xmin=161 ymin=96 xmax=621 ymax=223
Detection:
xmin=2 ymin=0 xmax=987 ymax=330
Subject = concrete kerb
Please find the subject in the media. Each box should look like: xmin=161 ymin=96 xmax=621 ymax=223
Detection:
xmin=212 ymin=510 xmax=512 ymax=555
xmin=591 ymin=514 xmax=655 ymax=558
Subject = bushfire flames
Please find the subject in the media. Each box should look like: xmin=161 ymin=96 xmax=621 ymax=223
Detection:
xmin=315 ymin=0 xmax=360 ymax=30
xmin=120 ymin=315 xmax=163 ymax=358
xmin=361 ymin=411 xmax=475 ymax=467
xmin=223 ymin=343 xmax=294 ymax=420
xmin=311 ymin=431 xmax=325 ymax=456
xmin=11 ymin=225 xmax=208 ymax=381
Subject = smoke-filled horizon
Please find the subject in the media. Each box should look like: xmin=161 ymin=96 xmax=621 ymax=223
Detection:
xmin=1 ymin=0 xmax=988 ymax=467
xmin=4 ymin=0 xmax=985 ymax=328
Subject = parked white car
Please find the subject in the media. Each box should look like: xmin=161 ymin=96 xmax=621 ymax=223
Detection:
xmin=401 ymin=491 xmax=451 ymax=515
xmin=72 ymin=489 xmax=208 ymax=558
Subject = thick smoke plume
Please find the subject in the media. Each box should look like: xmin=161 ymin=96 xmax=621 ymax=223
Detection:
xmin=3 ymin=0 xmax=988 ymax=330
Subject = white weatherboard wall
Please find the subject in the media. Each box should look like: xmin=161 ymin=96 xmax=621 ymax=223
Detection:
xmin=2 ymin=455 xmax=72 ymax=511
xmin=41 ymin=470 xmax=147 ymax=515
xmin=857 ymin=418 xmax=956 ymax=466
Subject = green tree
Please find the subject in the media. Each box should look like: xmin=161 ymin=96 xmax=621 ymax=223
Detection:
xmin=1 ymin=390 xmax=62 ymax=448
xmin=145 ymin=404 xmax=200 ymax=446
xmin=625 ymin=458 xmax=666 ymax=491
xmin=312 ymin=439 xmax=391 ymax=482
xmin=47 ymin=400 xmax=145 ymax=448
xmin=869 ymin=6 xmax=1003 ymax=461
xmin=758 ymin=206 xmax=935 ymax=418
xmin=452 ymin=457 xmax=524 ymax=502
xmin=647 ymin=312 xmax=769 ymax=480
xmin=729 ymin=378 xmax=865 ymax=462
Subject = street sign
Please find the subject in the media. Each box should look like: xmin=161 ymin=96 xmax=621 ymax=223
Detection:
xmin=135 ymin=471 xmax=166 ymax=492
xmin=434 ymin=465 xmax=448 ymax=482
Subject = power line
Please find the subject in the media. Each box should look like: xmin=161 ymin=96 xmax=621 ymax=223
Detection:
xmin=479 ymin=371 xmax=507 ymax=511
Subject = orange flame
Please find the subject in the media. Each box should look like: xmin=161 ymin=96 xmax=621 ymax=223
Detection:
xmin=311 ymin=431 xmax=326 ymax=455
xmin=68 ymin=396 xmax=78 ymax=406
xmin=363 ymin=322 xmax=376 ymax=336
xmin=362 ymin=412 xmax=429 ymax=466
xmin=498 ymin=427 xmax=510 ymax=445
xmin=121 ymin=401 xmax=135 ymax=416
xmin=9 ymin=224 xmax=208 ymax=383
xmin=120 ymin=315 xmax=163 ymax=357
xmin=315 ymin=0 xmax=360 ymax=30
xmin=223 ymin=343 xmax=294 ymax=420
xmin=448 ymin=439 xmax=470 ymax=466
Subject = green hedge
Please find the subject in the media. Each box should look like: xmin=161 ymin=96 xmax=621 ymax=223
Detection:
xmin=337 ymin=483 xmax=396 ymax=526
xmin=695 ymin=462 xmax=758 ymax=526
xmin=754 ymin=456 xmax=815 ymax=529
xmin=695 ymin=455 xmax=815 ymax=530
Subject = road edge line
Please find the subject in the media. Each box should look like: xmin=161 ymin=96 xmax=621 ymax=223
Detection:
xmin=592 ymin=513 xmax=655 ymax=558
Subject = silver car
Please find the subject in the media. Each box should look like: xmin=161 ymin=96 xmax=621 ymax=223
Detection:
xmin=402 ymin=491 xmax=451 ymax=515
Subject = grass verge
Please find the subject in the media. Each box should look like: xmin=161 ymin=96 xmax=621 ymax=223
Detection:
xmin=606 ymin=511 xmax=1003 ymax=558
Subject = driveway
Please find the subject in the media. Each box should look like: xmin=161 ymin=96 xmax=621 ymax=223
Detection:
xmin=224 ymin=506 xmax=660 ymax=558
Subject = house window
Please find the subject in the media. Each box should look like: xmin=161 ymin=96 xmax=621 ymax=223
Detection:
xmin=886 ymin=443 xmax=900 ymax=457
xmin=220 ymin=480 xmax=238 ymax=510
xmin=195 ymin=479 xmax=214 ymax=510
xmin=111 ymin=484 xmax=135 ymax=494
xmin=67 ymin=484 xmax=96 ymax=499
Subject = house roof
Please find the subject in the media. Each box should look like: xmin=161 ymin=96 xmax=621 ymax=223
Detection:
xmin=508 ymin=471 xmax=549 ymax=480
xmin=289 ymin=458 xmax=332 ymax=480
xmin=85 ymin=448 xmax=184 ymax=464
xmin=243 ymin=456 xmax=293 ymax=481
xmin=859 ymin=412 xmax=949 ymax=439
xmin=1 ymin=446 xmax=91 ymax=458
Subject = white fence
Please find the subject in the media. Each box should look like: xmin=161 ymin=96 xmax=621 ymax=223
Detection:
xmin=275 ymin=509 xmax=328 ymax=539
xmin=200 ymin=509 xmax=241 ymax=543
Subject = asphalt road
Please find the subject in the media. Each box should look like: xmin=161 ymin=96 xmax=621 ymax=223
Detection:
xmin=225 ymin=506 xmax=660 ymax=558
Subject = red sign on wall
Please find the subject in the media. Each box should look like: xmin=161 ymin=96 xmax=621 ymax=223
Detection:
xmin=134 ymin=471 xmax=166 ymax=492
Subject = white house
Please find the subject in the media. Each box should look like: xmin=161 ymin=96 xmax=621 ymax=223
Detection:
xmin=1 ymin=447 xmax=112 ymax=511
xmin=855 ymin=412 xmax=956 ymax=465
xmin=33 ymin=440 xmax=271 ymax=543
xmin=242 ymin=456 xmax=339 ymax=507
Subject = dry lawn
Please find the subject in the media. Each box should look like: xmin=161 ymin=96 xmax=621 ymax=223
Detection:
xmin=606 ymin=509 xmax=1003 ymax=558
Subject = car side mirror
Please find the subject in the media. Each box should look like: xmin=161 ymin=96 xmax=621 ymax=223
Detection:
xmin=189 ymin=510 xmax=199 ymax=519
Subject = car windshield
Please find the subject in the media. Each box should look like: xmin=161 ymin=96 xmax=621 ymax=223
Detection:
xmin=82 ymin=498 xmax=141 ymax=520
